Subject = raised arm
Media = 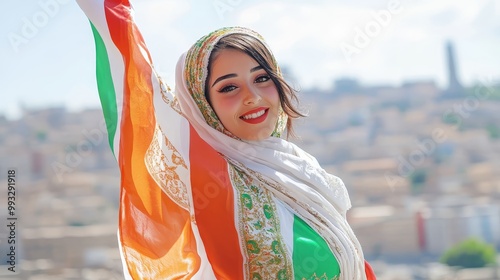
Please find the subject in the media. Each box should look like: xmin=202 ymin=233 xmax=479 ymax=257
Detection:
xmin=77 ymin=0 xmax=159 ymax=157
xmin=76 ymin=1 xmax=208 ymax=279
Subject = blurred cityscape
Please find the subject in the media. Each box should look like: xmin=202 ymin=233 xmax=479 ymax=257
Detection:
xmin=1 ymin=41 xmax=499 ymax=279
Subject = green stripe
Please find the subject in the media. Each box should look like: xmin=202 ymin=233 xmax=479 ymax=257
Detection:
xmin=292 ymin=215 xmax=340 ymax=279
xmin=90 ymin=21 xmax=118 ymax=154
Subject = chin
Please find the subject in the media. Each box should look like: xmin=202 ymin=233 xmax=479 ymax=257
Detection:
xmin=245 ymin=129 xmax=275 ymax=141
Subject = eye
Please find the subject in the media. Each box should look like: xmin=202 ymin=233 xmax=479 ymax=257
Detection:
xmin=218 ymin=85 xmax=237 ymax=93
xmin=255 ymin=75 xmax=271 ymax=83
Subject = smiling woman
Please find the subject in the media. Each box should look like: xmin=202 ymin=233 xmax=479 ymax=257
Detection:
xmin=76 ymin=0 xmax=376 ymax=279
xmin=207 ymin=48 xmax=282 ymax=141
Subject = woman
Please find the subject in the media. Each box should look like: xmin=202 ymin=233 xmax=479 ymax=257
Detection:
xmin=77 ymin=0 xmax=376 ymax=279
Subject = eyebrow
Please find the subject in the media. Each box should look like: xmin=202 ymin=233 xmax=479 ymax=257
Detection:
xmin=211 ymin=65 xmax=264 ymax=88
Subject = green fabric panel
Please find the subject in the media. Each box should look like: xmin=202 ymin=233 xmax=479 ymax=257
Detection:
xmin=292 ymin=215 xmax=340 ymax=279
xmin=90 ymin=21 xmax=118 ymax=155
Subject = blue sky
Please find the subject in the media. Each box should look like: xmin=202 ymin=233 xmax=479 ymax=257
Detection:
xmin=1 ymin=0 xmax=499 ymax=119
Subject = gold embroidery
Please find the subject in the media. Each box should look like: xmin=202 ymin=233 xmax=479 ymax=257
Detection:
xmin=156 ymin=72 xmax=183 ymax=115
xmin=170 ymin=96 xmax=183 ymax=115
xmin=229 ymin=165 xmax=293 ymax=280
xmin=145 ymin=125 xmax=189 ymax=210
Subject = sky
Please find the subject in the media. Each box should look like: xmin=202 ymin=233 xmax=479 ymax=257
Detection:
xmin=1 ymin=0 xmax=499 ymax=120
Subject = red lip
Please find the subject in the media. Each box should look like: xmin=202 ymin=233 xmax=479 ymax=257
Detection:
xmin=240 ymin=107 xmax=269 ymax=124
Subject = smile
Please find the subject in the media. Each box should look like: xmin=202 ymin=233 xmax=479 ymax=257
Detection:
xmin=240 ymin=108 xmax=269 ymax=124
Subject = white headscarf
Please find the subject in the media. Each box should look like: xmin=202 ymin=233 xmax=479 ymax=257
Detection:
xmin=175 ymin=27 xmax=366 ymax=279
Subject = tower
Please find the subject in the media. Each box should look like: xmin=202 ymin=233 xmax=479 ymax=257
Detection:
xmin=443 ymin=41 xmax=465 ymax=98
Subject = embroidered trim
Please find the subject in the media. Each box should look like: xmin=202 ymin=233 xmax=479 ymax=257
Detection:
xmin=145 ymin=125 xmax=189 ymax=210
xmin=157 ymin=73 xmax=184 ymax=115
xmin=229 ymin=164 xmax=293 ymax=280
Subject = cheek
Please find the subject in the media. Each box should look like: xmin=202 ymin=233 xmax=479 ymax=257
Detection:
xmin=211 ymin=96 xmax=240 ymax=119
xmin=265 ymin=87 xmax=280 ymax=108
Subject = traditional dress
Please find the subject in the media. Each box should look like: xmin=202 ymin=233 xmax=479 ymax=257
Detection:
xmin=77 ymin=0 xmax=376 ymax=279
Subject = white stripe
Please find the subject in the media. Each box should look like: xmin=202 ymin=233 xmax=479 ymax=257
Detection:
xmin=106 ymin=42 xmax=124 ymax=161
xmin=77 ymin=0 xmax=124 ymax=160
xmin=152 ymin=73 xmax=217 ymax=279
xmin=273 ymin=197 xmax=295 ymax=259
xmin=101 ymin=22 xmax=124 ymax=160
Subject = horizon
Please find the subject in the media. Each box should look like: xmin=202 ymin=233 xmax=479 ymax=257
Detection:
xmin=5 ymin=73 xmax=496 ymax=122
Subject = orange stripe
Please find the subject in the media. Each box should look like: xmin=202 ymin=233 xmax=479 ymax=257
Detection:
xmin=190 ymin=126 xmax=244 ymax=279
xmin=103 ymin=0 xmax=199 ymax=278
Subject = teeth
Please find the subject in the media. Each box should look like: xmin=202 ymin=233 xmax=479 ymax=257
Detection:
xmin=242 ymin=109 xmax=265 ymax=120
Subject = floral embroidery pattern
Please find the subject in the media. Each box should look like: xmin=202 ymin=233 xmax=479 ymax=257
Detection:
xmin=156 ymin=73 xmax=183 ymax=115
xmin=145 ymin=125 xmax=189 ymax=210
xmin=229 ymin=164 xmax=293 ymax=280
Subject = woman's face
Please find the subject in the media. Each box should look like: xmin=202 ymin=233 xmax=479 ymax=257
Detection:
xmin=207 ymin=48 xmax=280 ymax=141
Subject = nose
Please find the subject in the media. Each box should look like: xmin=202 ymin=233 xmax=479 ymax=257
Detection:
xmin=243 ymin=86 xmax=262 ymax=105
